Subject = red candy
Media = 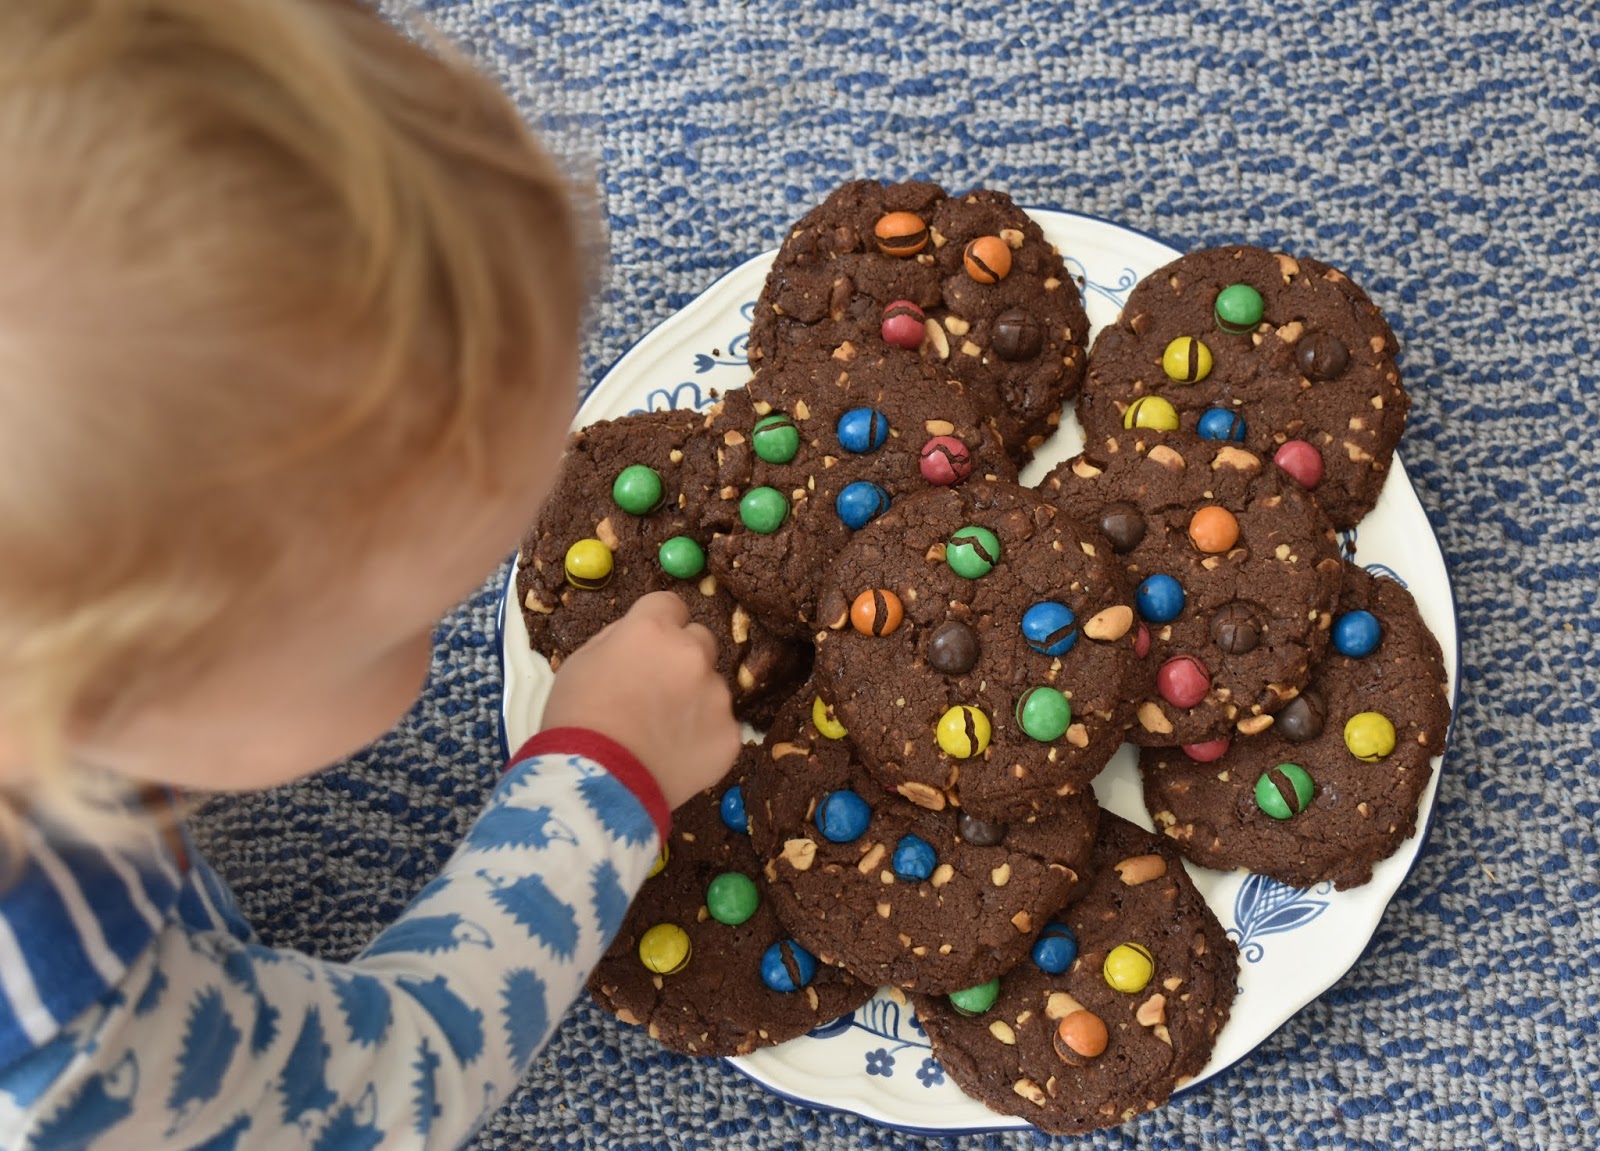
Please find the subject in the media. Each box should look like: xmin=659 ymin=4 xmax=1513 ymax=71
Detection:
xmin=1156 ymin=654 xmax=1211 ymax=708
xmin=1275 ymin=440 xmax=1325 ymax=489
xmin=1134 ymin=623 xmax=1151 ymax=658
xmin=1182 ymin=737 xmax=1231 ymax=762
xmin=919 ymin=436 xmax=974 ymax=485
xmin=881 ymin=300 xmax=927 ymax=350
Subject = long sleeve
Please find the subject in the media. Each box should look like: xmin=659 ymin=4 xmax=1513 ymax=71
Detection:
xmin=0 ymin=731 xmax=668 ymax=1151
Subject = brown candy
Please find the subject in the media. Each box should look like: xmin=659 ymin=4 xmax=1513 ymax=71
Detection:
xmin=991 ymin=307 xmax=1044 ymax=361
xmin=1098 ymin=502 xmax=1147 ymax=554
xmin=1296 ymin=331 xmax=1350 ymax=380
xmin=1211 ymin=602 xmax=1261 ymax=655
xmin=926 ymin=620 xmax=980 ymax=675
xmin=874 ymin=211 xmax=929 ymax=257
xmin=957 ymin=811 xmax=1007 ymax=847
xmin=1053 ymin=1010 xmax=1109 ymax=1064
xmin=1276 ymin=690 xmax=1327 ymax=742
xmin=963 ymin=236 xmax=1012 ymax=284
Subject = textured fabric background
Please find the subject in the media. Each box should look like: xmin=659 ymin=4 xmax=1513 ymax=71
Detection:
xmin=190 ymin=1 xmax=1600 ymax=1147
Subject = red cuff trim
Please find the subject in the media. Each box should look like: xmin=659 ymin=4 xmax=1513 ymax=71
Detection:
xmin=510 ymin=728 xmax=671 ymax=842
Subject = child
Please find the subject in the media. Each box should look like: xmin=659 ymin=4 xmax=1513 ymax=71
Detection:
xmin=0 ymin=2 xmax=741 ymax=1147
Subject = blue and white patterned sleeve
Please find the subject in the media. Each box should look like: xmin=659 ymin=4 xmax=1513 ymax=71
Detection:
xmin=0 ymin=729 xmax=668 ymax=1151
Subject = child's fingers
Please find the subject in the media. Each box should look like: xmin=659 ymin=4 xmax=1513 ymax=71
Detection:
xmin=631 ymin=589 xmax=691 ymax=628
xmin=682 ymin=621 xmax=719 ymax=667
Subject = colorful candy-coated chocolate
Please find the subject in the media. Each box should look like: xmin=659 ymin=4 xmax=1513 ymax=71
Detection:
xmin=612 ymin=464 xmax=665 ymax=515
xmin=1054 ymin=1010 xmax=1109 ymax=1063
xmin=957 ymin=812 xmax=1007 ymax=846
xmin=1162 ymin=336 xmax=1213 ymax=382
xmin=850 ymin=588 xmax=905 ymax=637
xmin=720 ymin=785 xmax=749 ymax=834
xmin=1099 ymin=502 xmax=1147 ymax=553
xmin=991 ymin=307 xmax=1044 ymax=360
xmin=1137 ymin=573 xmax=1185 ymax=623
xmin=1156 ymin=654 xmax=1211 ymax=708
xmin=1276 ymin=691 xmax=1326 ymax=742
xmin=948 ymin=978 xmax=1000 ymax=1017
xmin=706 ymin=872 xmax=760 ymax=926
xmin=648 ymin=842 xmax=670 ymax=878
xmin=564 ymin=538 xmax=614 ymax=590
xmin=1021 ymin=601 xmax=1078 ymax=657
xmin=1296 ymin=331 xmax=1350 ymax=380
xmin=657 ymin=535 xmax=706 ymax=580
xmin=1197 ymin=407 xmax=1248 ymax=442
xmin=1214 ymin=283 xmax=1265 ymax=333
xmin=919 ymin=435 xmax=974 ymax=486
xmin=874 ymin=211 xmax=928 ymax=256
xmin=1274 ymin=439 xmax=1325 ymax=489
xmin=881 ymin=300 xmax=927 ymax=350
xmin=891 ymin=834 xmax=938 ymax=882
xmin=926 ymin=620 xmax=980 ymax=675
xmin=962 ymin=235 xmax=1012 ymax=284
xmin=752 ymin=413 xmax=801 ymax=464
xmin=1344 ymin=712 xmax=1396 ymax=761
xmin=1123 ymin=394 xmax=1180 ymax=431
xmin=1182 ymin=736 xmax=1232 ymax=763
xmin=1211 ymin=602 xmax=1261 ymax=654
xmin=739 ymin=486 xmax=788 ymax=534
xmin=1332 ymin=609 xmax=1382 ymax=658
xmin=837 ymin=407 xmax=890 ymax=454
xmin=638 ymin=923 xmax=691 ymax=974
xmin=1255 ymin=762 xmax=1316 ymax=819
xmin=812 ymin=695 xmax=847 ymax=739
xmin=815 ymin=789 xmax=872 ymax=843
xmin=936 ymin=704 xmax=991 ymax=758
xmin=836 ymin=481 xmax=891 ymax=530
xmin=1015 ymin=685 xmax=1073 ymax=741
xmin=760 ymin=940 xmax=818 ymax=992
xmin=1031 ymin=921 xmax=1079 ymax=974
xmin=1103 ymin=942 xmax=1155 ymax=993
xmin=947 ymin=525 xmax=1001 ymax=578
xmin=1134 ymin=622 xmax=1152 ymax=658
xmin=1188 ymin=505 xmax=1241 ymax=553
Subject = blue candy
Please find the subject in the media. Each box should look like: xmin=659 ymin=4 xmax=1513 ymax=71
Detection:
xmin=815 ymin=790 xmax=872 ymax=844
xmin=1197 ymin=407 xmax=1248 ymax=442
xmin=1021 ymin=601 xmax=1078 ymax=657
xmin=1137 ymin=573 xmax=1186 ymax=623
xmin=837 ymin=407 xmax=890 ymax=454
xmin=719 ymin=785 xmax=749 ymax=835
xmin=836 ymin=481 xmax=891 ymax=530
xmin=1332 ymin=609 xmax=1382 ymax=658
xmin=1031 ymin=922 xmax=1079 ymax=974
xmin=760 ymin=940 xmax=818 ymax=992
xmin=891 ymin=834 xmax=937 ymax=882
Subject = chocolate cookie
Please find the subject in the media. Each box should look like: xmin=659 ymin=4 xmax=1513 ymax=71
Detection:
xmin=744 ymin=689 xmax=1098 ymax=993
xmin=588 ymin=748 xmax=873 ymax=1056
xmin=747 ymin=179 xmax=1090 ymax=461
xmin=515 ymin=408 xmax=807 ymax=723
xmin=705 ymin=345 xmax=1015 ymax=639
xmin=1075 ymin=245 xmax=1407 ymax=528
xmin=1041 ymin=432 xmax=1343 ymax=747
xmin=912 ymin=813 xmax=1237 ymax=1135
xmin=813 ymin=481 xmax=1142 ymax=821
xmin=1142 ymin=564 xmax=1451 ymax=889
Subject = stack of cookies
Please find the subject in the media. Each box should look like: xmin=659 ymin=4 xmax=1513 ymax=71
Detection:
xmin=513 ymin=181 xmax=1450 ymax=1134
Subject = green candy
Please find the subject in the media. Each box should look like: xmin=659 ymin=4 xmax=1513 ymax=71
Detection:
xmin=1214 ymin=283 xmax=1265 ymax=334
xmin=1015 ymin=686 xmax=1072 ymax=742
xmin=706 ymin=872 xmax=760 ymax=926
xmin=947 ymin=525 xmax=1001 ymax=579
xmin=752 ymin=413 xmax=801 ymax=464
xmin=612 ymin=464 xmax=665 ymax=515
xmin=948 ymin=978 xmax=1001 ymax=1017
xmin=658 ymin=535 xmax=706 ymax=580
xmin=739 ymin=486 xmax=789 ymax=534
xmin=1254 ymin=763 xmax=1316 ymax=820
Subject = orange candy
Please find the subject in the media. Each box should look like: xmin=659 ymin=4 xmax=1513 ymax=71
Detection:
xmin=1188 ymin=505 xmax=1241 ymax=554
xmin=963 ymin=235 xmax=1013 ymax=283
xmin=1053 ymin=1010 xmax=1109 ymax=1062
xmin=874 ymin=211 xmax=929 ymax=257
xmin=850 ymin=588 xmax=904 ymax=637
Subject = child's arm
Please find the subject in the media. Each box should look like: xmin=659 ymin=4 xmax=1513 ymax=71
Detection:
xmin=0 ymin=593 xmax=739 ymax=1150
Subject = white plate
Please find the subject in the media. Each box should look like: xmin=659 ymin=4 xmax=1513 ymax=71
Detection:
xmin=497 ymin=210 xmax=1460 ymax=1134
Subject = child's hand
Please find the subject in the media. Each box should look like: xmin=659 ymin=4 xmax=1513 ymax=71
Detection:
xmin=542 ymin=591 xmax=740 ymax=811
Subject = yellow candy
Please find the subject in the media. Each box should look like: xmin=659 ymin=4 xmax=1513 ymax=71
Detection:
xmin=1344 ymin=711 xmax=1397 ymax=762
xmin=564 ymin=538 xmax=614 ymax=590
xmin=638 ymin=923 xmax=691 ymax=975
xmin=1162 ymin=336 xmax=1213 ymax=383
xmin=1103 ymin=942 xmax=1154 ymax=993
xmin=812 ymin=696 xmax=848 ymax=740
xmin=648 ymin=842 xmax=669 ymax=878
xmin=936 ymin=705 xmax=992 ymax=759
xmin=1123 ymin=395 xmax=1180 ymax=431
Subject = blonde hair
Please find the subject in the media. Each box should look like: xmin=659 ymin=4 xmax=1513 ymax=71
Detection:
xmin=0 ymin=0 xmax=588 ymax=847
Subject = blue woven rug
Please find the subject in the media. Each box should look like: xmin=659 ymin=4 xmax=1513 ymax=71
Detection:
xmin=192 ymin=1 xmax=1600 ymax=1147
